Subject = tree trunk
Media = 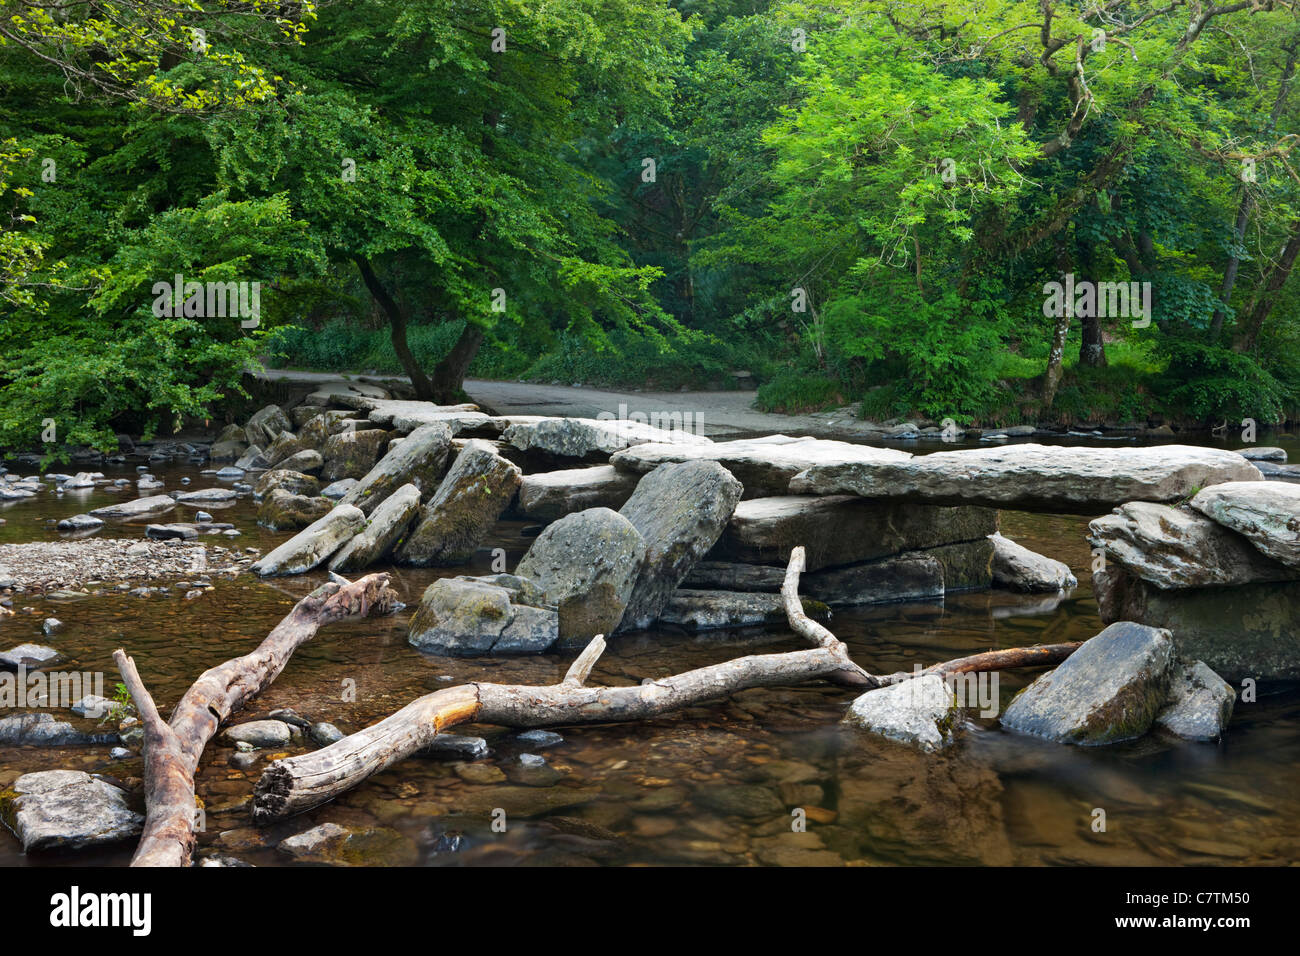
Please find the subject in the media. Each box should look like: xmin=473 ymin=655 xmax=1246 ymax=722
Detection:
xmin=251 ymin=548 xmax=1080 ymax=823
xmin=1077 ymin=220 xmax=1107 ymax=367
xmin=113 ymin=573 xmax=401 ymax=867
xmin=1214 ymin=41 xmax=1298 ymax=340
xmin=430 ymin=323 xmax=484 ymax=403
xmin=354 ymin=256 xmax=437 ymax=400
xmin=1236 ymin=218 xmax=1300 ymax=352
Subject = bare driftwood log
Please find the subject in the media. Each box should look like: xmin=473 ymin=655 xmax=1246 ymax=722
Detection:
xmin=253 ymin=547 xmax=1079 ymax=823
xmin=113 ymin=573 xmax=400 ymax=867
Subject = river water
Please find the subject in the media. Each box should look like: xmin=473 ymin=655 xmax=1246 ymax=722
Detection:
xmin=2 ymin=433 xmax=1298 ymax=866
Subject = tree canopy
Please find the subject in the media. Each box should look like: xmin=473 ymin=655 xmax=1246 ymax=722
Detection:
xmin=4 ymin=0 xmax=1300 ymax=452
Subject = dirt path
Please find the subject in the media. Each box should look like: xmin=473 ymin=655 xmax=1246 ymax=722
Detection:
xmin=255 ymin=369 xmax=869 ymax=440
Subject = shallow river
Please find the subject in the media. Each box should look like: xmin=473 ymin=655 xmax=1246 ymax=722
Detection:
xmin=2 ymin=433 xmax=1299 ymax=866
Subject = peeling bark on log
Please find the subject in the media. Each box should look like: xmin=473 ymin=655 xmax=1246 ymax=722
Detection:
xmin=252 ymin=547 xmax=1079 ymax=823
xmin=113 ymin=573 xmax=401 ymax=867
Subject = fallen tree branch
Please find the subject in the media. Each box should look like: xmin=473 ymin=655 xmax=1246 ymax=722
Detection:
xmin=113 ymin=572 xmax=401 ymax=867
xmin=252 ymin=547 xmax=1079 ymax=823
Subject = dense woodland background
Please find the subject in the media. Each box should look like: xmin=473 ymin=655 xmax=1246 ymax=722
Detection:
xmin=4 ymin=0 xmax=1300 ymax=452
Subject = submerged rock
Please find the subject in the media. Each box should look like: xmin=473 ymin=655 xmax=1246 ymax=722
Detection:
xmin=2 ymin=770 xmax=143 ymax=853
xmin=0 ymin=713 xmax=118 ymax=746
xmin=251 ymin=504 xmax=366 ymax=576
xmin=515 ymin=508 xmax=645 ymax=640
xmin=712 ymin=495 xmax=997 ymax=572
xmin=616 ymin=460 xmax=743 ymax=632
xmin=1155 ymin=661 xmax=1235 ymax=742
xmin=396 ymin=440 xmax=521 ymax=566
xmin=1001 ymin=621 xmax=1176 ymax=745
xmin=790 ymin=444 xmax=1262 ymax=513
xmin=803 ymin=553 xmax=945 ymax=606
xmin=844 ymin=675 xmax=959 ymax=753
xmin=988 ymin=533 xmax=1077 ymax=592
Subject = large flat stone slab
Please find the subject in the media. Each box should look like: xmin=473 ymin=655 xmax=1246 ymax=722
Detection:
xmin=88 ymin=495 xmax=176 ymax=521
xmin=516 ymin=465 xmax=640 ymax=521
xmin=504 ymin=417 xmax=711 ymax=460
xmin=789 ymin=444 xmax=1262 ymax=513
xmin=1088 ymin=501 xmax=1299 ymax=589
xmin=612 ymin=435 xmax=911 ymax=498
xmin=1189 ymin=481 xmax=1300 ymax=568
xmin=710 ymin=495 xmax=997 ymax=571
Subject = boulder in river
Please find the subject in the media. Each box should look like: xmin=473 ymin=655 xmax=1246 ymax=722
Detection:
xmin=611 ymin=434 xmax=911 ymax=498
xmin=257 ymin=488 xmax=333 ymax=531
xmin=234 ymin=445 xmax=270 ymax=471
xmin=616 ymin=460 xmax=744 ymax=632
xmin=253 ymin=469 xmax=321 ymax=500
xmin=1087 ymin=501 xmax=1299 ymax=589
xmin=1 ymin=770 xmax=143 ymax=853
xmin=516 ymin=465 xmax=640 ymax=521
xmin=0 ymin=713 xmax=118 ymax=746
xmin=278 ymin=449 xmax=324 ymax=475
xmin=1189 ymin=481 xmax=1300 ymax=569
xmin=396 ymin=440 xmax=521 ymax=566
xmin=1001 ymin=621 xmax=1176 ymax=745
xmin=988 ymin=533 xmax=1077 ymax=592
xmin=329 ymin=482 xmax=422 ymax=572
xmin=89 ymin=494 xmax=176 ymax=521
xmin=681 ymin=560 xmax=787 ymax=592
xmin=245 ymin=404 xmax=293 ymax=446
xmin=789 ymin=444 xmax=1263 ymax=513
xmin=251 ymin=504 xmax=366 ymax=576
xmin=843 ymin=674 xmax=959 ymax=753
xmin=56 ymin=514 xmax=104 ymax=532
xmin=321 ymin=428 xmax=390 ymax=482
xmin=223 ymin=719 xmax=292 ymax=748
xmin=340 ymin=423 xmax=452 ymax=515
xmin=515 ymin=507 xmax=646 ymax=639
xmin=408 ymin=576 xmax=558 ymax=655
xmin=1155 ymin=660 xmax=1235 ymax=742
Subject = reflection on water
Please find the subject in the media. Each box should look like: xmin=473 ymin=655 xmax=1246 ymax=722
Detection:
xmin=1 ymin=448 xmax=1297 ymax=866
